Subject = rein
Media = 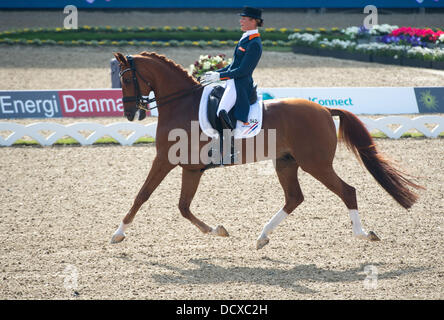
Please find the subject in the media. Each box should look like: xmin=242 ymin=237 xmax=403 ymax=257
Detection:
xmin=119 ymin=55 xmax=210 ymax=112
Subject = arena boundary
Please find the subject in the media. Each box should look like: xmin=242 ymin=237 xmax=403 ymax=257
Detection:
xmin=0 ymin=115 xmax=443 ymax=146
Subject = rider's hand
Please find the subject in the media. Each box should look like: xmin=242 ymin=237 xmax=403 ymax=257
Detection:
xmin=202 ymin=71 xmax=220 ymax=82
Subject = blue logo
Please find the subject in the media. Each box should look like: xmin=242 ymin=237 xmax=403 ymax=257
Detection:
xmin=262 ymin=92 xmax=275 ymax=100
xmin=308 ymin=97 xmax=354 ymax=107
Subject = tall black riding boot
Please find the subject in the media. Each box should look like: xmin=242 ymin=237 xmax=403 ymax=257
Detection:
xmin=218 ymin=109 xmax=234 ymax=130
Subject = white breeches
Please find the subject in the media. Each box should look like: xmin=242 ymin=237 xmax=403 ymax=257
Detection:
xmin=217 ymin=79 xmax=237 ymax=116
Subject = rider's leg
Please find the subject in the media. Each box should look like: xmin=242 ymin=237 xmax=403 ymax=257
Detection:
xmin=217 ymin=79 xmax=237 ymax=116
xmin=217 ymin=80 xmax=237 ymax=130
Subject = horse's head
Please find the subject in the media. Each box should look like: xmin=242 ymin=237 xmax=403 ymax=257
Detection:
xmin=113 ymin=52 xmax=153 ymax=121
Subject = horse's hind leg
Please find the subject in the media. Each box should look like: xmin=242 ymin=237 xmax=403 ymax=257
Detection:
xmin=257 ymin=156 xmax=304 ymax=249
xmin=111 ymin=156 xmax=175 ymax=244
xmin=179 ymin=167 xmax=229 ymax=237
xmin=303 ymin=164 xmax=380 ymax=241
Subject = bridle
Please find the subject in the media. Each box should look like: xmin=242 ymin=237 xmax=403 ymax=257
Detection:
xmin=119 ymin=55 xmax=209 ymax=112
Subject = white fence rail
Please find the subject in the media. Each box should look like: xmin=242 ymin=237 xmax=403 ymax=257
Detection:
xmin=0 ymin=116 xmax=443 ymax=146
xmin=0 ymin=122 xmax=157 ymax=146
xmin=341 ymin=115 xmax=444 ymax=139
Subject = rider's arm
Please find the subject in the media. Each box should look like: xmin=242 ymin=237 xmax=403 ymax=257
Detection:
xmin=218 ymin=41 xmax=261 ymax=80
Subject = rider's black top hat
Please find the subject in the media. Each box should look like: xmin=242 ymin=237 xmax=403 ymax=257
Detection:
xmin=239 ymin=6 xmax=263 ymax=22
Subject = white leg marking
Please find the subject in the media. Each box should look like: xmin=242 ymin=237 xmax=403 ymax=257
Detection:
xmin=110 ymin=222 xmax=130 ymax=243
xmin=349 ymin=209 xmax=369 ymax=239
xmin=257 ymin=208 xmax=288 ymax=249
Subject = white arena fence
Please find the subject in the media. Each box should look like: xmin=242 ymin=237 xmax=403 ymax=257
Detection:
xmin=0 ymin=116 xmax=443 ymax=146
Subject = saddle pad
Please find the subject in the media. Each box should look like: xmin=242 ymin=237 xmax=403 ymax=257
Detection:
xmin=199 ymin=83 xmax=263 ymax=139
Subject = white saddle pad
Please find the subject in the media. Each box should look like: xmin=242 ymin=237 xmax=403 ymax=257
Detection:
xmin=198 ymin=83 xmax=263 ymax=139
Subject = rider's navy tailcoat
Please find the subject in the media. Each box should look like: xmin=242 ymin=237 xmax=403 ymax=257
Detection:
xmin=217 ymin=33 xmax=262 ymax=123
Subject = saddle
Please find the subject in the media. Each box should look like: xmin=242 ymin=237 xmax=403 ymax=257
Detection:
xmin=207 ymin=84 xmax=258 ymax=132
xmin=203 ymin=84 xmax=258 ymax=170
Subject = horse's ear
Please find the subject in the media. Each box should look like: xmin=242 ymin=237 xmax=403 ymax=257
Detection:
xmin=113 ymin=52 xmax=126 ymax=65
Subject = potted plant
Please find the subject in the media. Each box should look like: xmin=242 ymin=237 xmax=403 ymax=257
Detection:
xmin=346 ymin=46 xmax=372 ymax=62
xmin=403 ymin=47 xmax=433 ymax=68
xmin=372 ymin=44 xmax=404 ymax=65
xmin=431 ymin=50 xmax=444 ymax=69
xmin=289 ymin=32 xmax=320 ymax=56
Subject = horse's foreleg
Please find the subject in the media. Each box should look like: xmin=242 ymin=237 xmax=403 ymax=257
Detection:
xmin=179 ymin=168 xmax=229 ymax=237
xmin=111 ymin=156 xmax=174 ymax=244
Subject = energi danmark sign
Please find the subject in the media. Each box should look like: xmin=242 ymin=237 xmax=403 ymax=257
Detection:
xmin=0 ymin=89 xmax=130 ymax=119
xmin=0 ymin=91 xmax=61 ymax=118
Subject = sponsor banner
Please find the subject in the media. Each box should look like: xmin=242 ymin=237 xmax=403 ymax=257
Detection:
xmin=4 ymin=86 xmax=440 ymax=118
xmin=58 ymin=89 xmax=123 ymax=117
xmin=0 ymin=89 xmax=156 ymax=119
xmin=0 ymin=90 xmax=62 ymax=119
xmin=414 ymin=87 xmax=444 ymax=113
xmin=258 ymin=87 xmax=420 ymax=114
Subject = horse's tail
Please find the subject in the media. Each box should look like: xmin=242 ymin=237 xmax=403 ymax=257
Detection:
xmin=329 ymin=108 xmax=423 ymax=209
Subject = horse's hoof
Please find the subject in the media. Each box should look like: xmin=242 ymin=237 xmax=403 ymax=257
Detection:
xmin=110 ymin=233 xmax=125 ymax=244
xmin=213 ymin=225 xmax=229 ymax=237
xmin=256 ymin=237 xmax=269 ymax=250
xmin=368 ymin=231 xmax=380 ymax=241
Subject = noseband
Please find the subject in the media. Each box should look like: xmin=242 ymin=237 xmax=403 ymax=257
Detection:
xmin=119 ymin=55 xmax=208 ymax=112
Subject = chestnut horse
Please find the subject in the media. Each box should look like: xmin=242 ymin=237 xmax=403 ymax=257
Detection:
xmin=110 ymin=51 xmax=422 ymax=249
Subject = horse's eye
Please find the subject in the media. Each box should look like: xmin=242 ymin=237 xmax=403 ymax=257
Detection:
xmin=123 ymin=78 xmax=131 ymax=84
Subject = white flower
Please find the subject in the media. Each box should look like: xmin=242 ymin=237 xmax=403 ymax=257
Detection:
xmin=288 ymin=32 xmax=320 ymax=43
xmin=342 ymin=26 xmax=360 ymax=39
xmin=368 ymin=24 xmax=399 ymax=35
xmin=199 ymin=55 xmax=210 ymax=62
xmin=355 ymin=42 xmax=408 ymax=54
xmin=438 ymin=34 xmax=444 ymax=44
xmin=407 ymin=46 xmax=432 ymax=56
xmin=433 ymin=49 xmax=444 ymax=59
xmin=212 ymin=56 xmax=222 ymax=63
xmin=319 ymin=38 xmax=355 ymax=49
xmin=202 ymin=61 xmax=211 ymax=70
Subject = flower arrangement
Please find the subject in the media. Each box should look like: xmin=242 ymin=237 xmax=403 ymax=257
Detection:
xmin=288 ymin=24 xmax=444 ymax=65
xmin=355 ymin=42 xmax=408 ymax=57
xmin=342 ymin=24 xmax=399 ymax=39
xmin=319 ymin=38 xmax=356 ymax=50
xmin=189 ymin=54 xmax=232 ymax=78
xmin=342 ymin=26 xmax=361 ymax=39
xmin=390 ymin=27 xmax=444 ymax=43
xmin=379 ymin=34 xmax=426 ymax=47
xmin=405 ymin=46 xmax=444 ymax=61
xmin=288 ymin=32 xmax=320 ymax=45
xmin=369 ymin=24 xmax=399 ymax=35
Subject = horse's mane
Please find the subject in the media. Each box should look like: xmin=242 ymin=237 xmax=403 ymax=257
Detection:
xmin=139 ymin=51 xmax=198 ymax=85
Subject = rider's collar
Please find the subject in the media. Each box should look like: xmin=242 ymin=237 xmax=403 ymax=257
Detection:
xmin=240 ymin=29 xmax=259 ymax=41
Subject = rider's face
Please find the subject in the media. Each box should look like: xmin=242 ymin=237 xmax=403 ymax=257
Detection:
xmin=239 ymin=16 xmax=257 ymax=32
